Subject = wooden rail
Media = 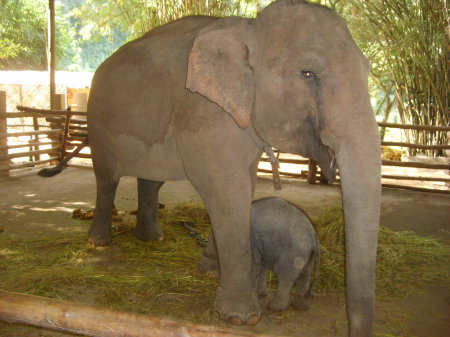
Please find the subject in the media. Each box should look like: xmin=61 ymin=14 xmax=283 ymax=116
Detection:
xmin=1 ymin=97 xmax=449 ymax=193
xmin=259 ymin=122 xmax=449 ymax=193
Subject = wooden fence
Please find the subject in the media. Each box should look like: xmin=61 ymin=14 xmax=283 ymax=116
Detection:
xmin=0 ymin=92 xmax=449 ymax=193
xmin=0 ymin=91 xmax=88 ymax=174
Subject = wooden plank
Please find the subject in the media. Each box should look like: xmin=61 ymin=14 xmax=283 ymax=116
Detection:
xmin=0 ymin=91 xmax=7 ymax=176
xmin=378 ymin=122 xmax=450 ymax=132
xmin=0 ymin=148 xmax=60 ymax=161
xmin=17 ymin=105 xmax=87 ymax=117
xmin=0 ymin=129 xmax=63 ymax=137
xmin=67 ymin=135 xmax=88 ymax=142
xmin=69 ymin=125 xmax=88 ymax=131
xmin=382 ymin=159 xmax=450 ymax=170
xmin=0 ymin=158 xmax=58 ymax=172
xmin=72 ymin=152 xmax=91 ymax=159
xmin=70 ymin=118 xmax=88 ymax=125
xmin=382 ymin=184 xmax=450 ymax=194
xmin=382 ymin=175 xmax=450 ymax=183
xmin=0 ymin=112 xmax=48 ymax=118
xmin=0 ymin=290 xmax=275 ymax=337
xmin=260 ymin=157 xmax=310 ymax=165
xmin=0 ymin=141 xmax=60 ymax=151
xmin=382 ymin=141 xmax=450 ymax=150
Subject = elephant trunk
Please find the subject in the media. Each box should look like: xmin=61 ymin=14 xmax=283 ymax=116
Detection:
xmin=335 ymin=115 xmax=381 ymax=337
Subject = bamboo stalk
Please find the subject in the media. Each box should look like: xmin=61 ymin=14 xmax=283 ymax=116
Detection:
xmin=0 ymin=290 xmax=276 ymax=337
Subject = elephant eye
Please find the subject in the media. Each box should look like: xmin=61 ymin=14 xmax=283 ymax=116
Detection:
xmin=300 ymin=70 xmax=316 ymax=79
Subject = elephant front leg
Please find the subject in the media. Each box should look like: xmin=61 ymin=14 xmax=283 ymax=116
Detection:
xmin=199 ymin=233 xmax=220 ymax=277
xmin=192 ymin=179 xmax=261 ymax=326
xmin=135 ymin=178 xmax=164 ymax=241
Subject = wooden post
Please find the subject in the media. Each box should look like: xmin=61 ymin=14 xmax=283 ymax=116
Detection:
xmin=0 ymin=91 xmax=8 ymax=176
xmin=73 ymin=92 xmax=88 ymax=112
xmin=48 ymin=0 xmax=56 ymax=109
xmin=32 ymin=116 xmax=40 ymax=161
xmin=60 ymin=110 xmax=72 ymax=161
xmin=53 ymin=94 xmax=65 ymax=110
xmin=307 ymin=159 xmax=318 ymax=184
xmin=48 ymin=93 xmax=65 ymax=164
xmin=0 ymin=290 xmax=276 ymax=337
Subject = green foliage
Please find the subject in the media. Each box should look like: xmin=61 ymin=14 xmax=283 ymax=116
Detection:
xmin=0 ymin=0 xmax=48 ymax=70
xmin=339 ymin=0 xmax=448 ymax=155
xmin=73 ymin=0 xmax=257 ymax=41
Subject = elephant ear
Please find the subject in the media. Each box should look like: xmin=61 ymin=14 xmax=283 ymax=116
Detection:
xmin=186 ymin=18 xmax=255 ymax=129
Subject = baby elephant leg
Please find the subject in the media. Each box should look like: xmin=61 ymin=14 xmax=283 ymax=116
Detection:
xmin=257 ymin=265 xmax=268 ymax=298
xmin=292 ymin=258 xmax=315 ymax=310
xmin=268 ymin=275 xmax=295 ymax=311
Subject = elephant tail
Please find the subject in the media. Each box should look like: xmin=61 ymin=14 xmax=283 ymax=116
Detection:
xmin=38 ymin=138 xmax=89 ymax=177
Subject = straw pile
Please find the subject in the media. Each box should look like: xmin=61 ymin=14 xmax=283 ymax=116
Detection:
xmin=0 ymin=204 xmax=448 ymax=325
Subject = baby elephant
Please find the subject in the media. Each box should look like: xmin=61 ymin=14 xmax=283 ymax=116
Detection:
xmin=199 ymin=197 xmax=320 ymax=311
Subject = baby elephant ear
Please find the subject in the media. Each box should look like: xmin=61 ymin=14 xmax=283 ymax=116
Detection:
xmin=187 ymin=17 xmax=255 ymax=129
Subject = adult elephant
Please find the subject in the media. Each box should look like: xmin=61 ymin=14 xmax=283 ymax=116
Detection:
xmin=87 ymin=1 xmax=381 ymax=336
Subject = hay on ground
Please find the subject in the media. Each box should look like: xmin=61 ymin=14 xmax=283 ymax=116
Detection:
xmin=0 ymin=204 xmax=448 ymax=328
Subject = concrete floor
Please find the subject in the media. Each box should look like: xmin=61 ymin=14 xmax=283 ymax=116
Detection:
xmin=0 ymin=167 xmax=449 ymax=336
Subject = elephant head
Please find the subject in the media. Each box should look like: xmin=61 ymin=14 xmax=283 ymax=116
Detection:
xmin=187 ymin=1 xmax=381 ymax=336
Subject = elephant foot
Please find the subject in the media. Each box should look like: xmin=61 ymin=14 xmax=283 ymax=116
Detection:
xmin=88 ymin=235 xmax=112 ymax=247
xmin=135 ymin=226 xmax=164 ymax=242
xmin=199 ymin=253 xmax=219 ymax=274
xmin=268 ymin=296 xmax=290 ymax=311
xmin=292 ymin=296 xmax=310 ymax=311
xmin=214 ymin=286 xmax=261 ymax=326
xmin=88 ymin=227 xmax=112 ymax=246
xmin=257 ymin=288 xmax=268 ymax=298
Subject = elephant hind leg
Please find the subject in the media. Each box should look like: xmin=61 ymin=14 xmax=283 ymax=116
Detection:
xmin=88 ymin=174 xmax=120 ymax=246
xmin=268 ymin=276 xmax=295 ymax=311
xmin=292 ymin=252 xmax=316 ymax=310
xmin=135 ymin=178 xmax=165 ymax=242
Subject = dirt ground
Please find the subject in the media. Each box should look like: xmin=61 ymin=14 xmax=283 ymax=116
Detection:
xmin=0 ymin=167 xmax=449 ymax=337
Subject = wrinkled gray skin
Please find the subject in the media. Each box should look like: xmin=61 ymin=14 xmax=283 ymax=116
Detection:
xmin=200 ymin=197 xmax=320 ymax=312
xmin=87 ymin=0 xmax=381 ymax=335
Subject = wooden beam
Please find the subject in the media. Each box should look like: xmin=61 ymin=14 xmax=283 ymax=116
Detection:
xmin=0 ymin=158 xmax=59 ymax=172
xmin=0 ymin=290 xmax=277 ymax=337
xmin=0 ymin=129 xmax=63 ymax=138
xmin=382 ymin=175 xmax=450 ymax=183
xmin=382 ymin=159 xmax=450 ymax=170
xmin=378 ymin=122 xmax=450 ymax=132
xmin=0 ymin=141 xmax=59 ymax=151
xmin=0 ymin=147 xmax=60 ymax=161
xmin=382 ymin=141 xmax=450 ymax=150
xmin=0 ymin=91 xmax=7 ymax=176
xmin=382 ymin=184 xmax=450 ymax=195
xmin=16 ymin=106 xmax=87 ymax=116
